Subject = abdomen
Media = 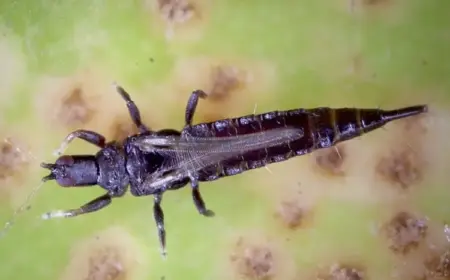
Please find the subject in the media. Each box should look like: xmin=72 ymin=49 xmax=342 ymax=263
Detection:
xmin=185 ymin=105 xmax=427 ymax=181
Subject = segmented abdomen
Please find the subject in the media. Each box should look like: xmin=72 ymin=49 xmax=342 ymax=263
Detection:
xmin=185 ymin=105 xmax=426 ymax=181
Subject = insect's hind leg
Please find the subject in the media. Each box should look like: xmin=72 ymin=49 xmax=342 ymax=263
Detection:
xmin=153 ymin=193 xmax=167 ymax=258
xmin=185 ymin=90 xmax=207 ymax=126
xmin=41 ymin=193 xmax=112 ymax=219
xmin=113 ymin=83 xmax=150 ymax=133
xmin=53 ymin=129 xmax=106 ymax=157
xmin=189 ymin=175 xmax=215 ymax=217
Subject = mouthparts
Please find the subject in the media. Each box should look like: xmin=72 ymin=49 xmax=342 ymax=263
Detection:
xmin=40 ymin=162 xmax=56 ymax=182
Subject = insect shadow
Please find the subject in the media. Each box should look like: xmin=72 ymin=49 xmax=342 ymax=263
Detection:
xmin=36 ymin=83 xmax=427 ymax=258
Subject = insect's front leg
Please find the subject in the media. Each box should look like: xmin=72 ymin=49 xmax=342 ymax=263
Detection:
xmin=152 ymin=193 xmax=167 ymax=258
xmin=41 ymin=193 xmax=112 ymax=219
xmin=53 ymin=129 xmax=106 ymax=157
xmin=185 ymin=90 xmax=208 ymax=126
xmin=188 ymin=173 xmax=215 ymax=217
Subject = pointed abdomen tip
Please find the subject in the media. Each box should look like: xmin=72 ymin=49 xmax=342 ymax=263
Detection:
xmin=382 ymin=104 xmax=429 ymax=123
xmin=409 ymin=104 xmax=428 ymax=114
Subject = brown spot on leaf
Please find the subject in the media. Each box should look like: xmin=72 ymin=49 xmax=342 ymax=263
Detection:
xmin=85 ymin=246 xmax=126 ymax=280
xmin=314 ymin=145 xmax=346 ymax=176
xmin=402 ymin=114 xmax=429 ymax=135
xmin=145 ymin=0 xmax=210 ymax=41
xmin=274 ymin=196 xmax=315 ymax=230
xmin=156 ymin=0 xmax=196 ymax=24
xmin=375 ymin=114 xmax=428 ymax=190
xmin=230 ymin=240 xmax=274 ymax=280
xmin=0 ymin=135 xmax=33 ymax=204
xmin=191 ymin=64 xmax=246 ymax=121
xmin=382 ymin=211 xmax=428 ymax=255
xmin=208 ymin=65 xmax=246 ymax=102
xmin=275 ymin=200 xmax=304 ymax=230
xmin=317 ymin=263 xmax=365 ymax=280
xmin=376 ymin=148 xmax=423 ymax=189
xmin=35 ymin=72 xmax=108 ymax=132
xmin=61 ymin=227 xmax=143 ymax=280
xmin=0 ymin=137 xmax=30 ymax=182
xmin=192 ymin=65 xmax=248 ymax=123
xmin=57 ymin=85 xmax=95 ymax=128
xmin=423 ymin=249 xmax=450 ymax=279
xmin=227 ymin=234 xmax=295 ymax=280
xmin=172 ymin=56 xmax=276 ymax=123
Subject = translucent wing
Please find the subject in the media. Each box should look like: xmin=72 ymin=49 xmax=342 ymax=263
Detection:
xmin=133 ymin=127 xmax=304 ymax=176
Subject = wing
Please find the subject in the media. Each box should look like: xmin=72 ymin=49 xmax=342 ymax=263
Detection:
xmin=133 ymin=127 xmax=304 ymax=176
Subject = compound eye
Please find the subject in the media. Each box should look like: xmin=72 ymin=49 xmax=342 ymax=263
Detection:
xmin=56 ymin=155 xmax=74 ymax=166
xmin=56 ymin=176 xmax=77 ymax=187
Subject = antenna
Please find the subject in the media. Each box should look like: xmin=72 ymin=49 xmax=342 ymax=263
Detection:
xmin=0 ymin=137 xmax=45 ymax=238
xmin=0 ymin=180 xmax=45 ymax=238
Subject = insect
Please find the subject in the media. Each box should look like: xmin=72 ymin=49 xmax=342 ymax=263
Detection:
xmin=37 ymin=83 xmax=427 ymax=257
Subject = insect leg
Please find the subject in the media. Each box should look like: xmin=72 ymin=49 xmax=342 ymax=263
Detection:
xmin=185 ymin=90 xmax=207 ymax=126
xmin=41 ymin=193 xmax=112 ymax=219
xmin=53 ymin=129 xmax=106 ymax=157
xmin=189 ymin=175 xmax=215 ymax=217
xmin=153 ymin=193 xmax=167 ymax=258
xmin=113 ymin=83 xmax=150 ymax=133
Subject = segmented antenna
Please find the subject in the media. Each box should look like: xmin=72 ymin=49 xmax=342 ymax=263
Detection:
xmin=0 ymin=138 xmax=44 ymax=238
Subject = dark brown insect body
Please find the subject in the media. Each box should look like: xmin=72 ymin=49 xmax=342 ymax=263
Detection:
xmin=37 ymin=84 xmax=427 ymax=257
xmin=191 ymin=106 xmax=427 ymax=181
